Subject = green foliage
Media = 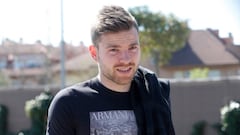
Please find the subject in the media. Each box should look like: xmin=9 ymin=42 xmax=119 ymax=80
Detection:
xmin=190 ymin=120 xmax=207 ymax=135
xmin=0 ymin=104 xmax=8 ymax=135
xmin=189 ymin=68 xmax=209 ymax=79
xmin=129 ymin=6 xmax=190 ymax=74
xmin=22 ymin=91 xmax=53 ymax=135
xmin=220 ymin=101 xmax=240 ymax=135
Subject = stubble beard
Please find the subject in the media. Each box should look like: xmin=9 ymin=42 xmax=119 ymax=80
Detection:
xmin=103 ymin=62 xmax=138 ymax=85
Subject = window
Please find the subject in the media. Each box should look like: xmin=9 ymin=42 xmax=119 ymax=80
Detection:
xmin=208 ymin=70 xmax=221 ymax=78
xmin=174 ymin=71 xmax=190 ymax=79
xmin=174 ymin=71 xmax=183 ymax=79
xmin=26 ymin=59 xmax=42 ymax=68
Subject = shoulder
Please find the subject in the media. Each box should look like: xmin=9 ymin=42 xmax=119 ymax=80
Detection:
xmin=52 ymin=79 xmax=98 ymax=105
xmin=157 ymin=78 xmax=170 ymax=89
xmin=137 ymin=66 xmax=170 ymax=88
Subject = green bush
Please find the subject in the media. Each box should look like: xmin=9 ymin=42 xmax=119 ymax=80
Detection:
xmin=20 ymin=90 xmax=53 ymax=135
xmin=190 ymin=120 xmax=207 ymax=135
xmin=220 ymin=100 xmax=240 ymax=135
xmin=0 ymin=104 xmax=8 ymax=135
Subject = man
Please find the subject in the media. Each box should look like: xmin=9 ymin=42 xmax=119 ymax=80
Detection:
xmin=46 ymin=5 xmax=175 ymax=135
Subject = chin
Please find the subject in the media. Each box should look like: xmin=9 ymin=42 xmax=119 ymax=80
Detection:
xmin=115 ymin=76 xmax=134 ymax=85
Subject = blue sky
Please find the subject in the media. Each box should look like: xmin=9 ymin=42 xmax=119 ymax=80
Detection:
xmin=0 ymin=0 xmax=239 ymax=46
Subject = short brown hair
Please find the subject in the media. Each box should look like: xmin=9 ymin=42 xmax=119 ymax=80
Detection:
xmin=91 ymin=5 xmax=138 ymax=47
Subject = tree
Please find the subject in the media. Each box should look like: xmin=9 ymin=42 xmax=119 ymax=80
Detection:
xmin=129 ymin=6 xmax=190 ymax=75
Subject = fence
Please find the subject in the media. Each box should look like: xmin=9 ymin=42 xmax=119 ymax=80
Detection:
xmin=0 ymin=77 xmax=240 ymax=135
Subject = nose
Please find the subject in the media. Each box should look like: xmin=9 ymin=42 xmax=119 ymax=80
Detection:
xmin=119 ymin=50 xmax=131 ymax=63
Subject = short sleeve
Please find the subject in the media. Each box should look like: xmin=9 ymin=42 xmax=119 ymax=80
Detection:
xmin=46 ymin=91 xmax=75 ymax=135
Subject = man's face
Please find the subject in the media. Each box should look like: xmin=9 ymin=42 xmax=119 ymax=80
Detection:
xmin=94 ymin=27 xmax=141 ymax=87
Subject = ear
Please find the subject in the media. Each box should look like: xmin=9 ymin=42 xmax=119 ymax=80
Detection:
xmin=89 ymin=45 xmax=98 ymax=61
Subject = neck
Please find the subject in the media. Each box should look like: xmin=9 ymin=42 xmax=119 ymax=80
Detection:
xmin=97 ymin=75 xmax=131 ymax=92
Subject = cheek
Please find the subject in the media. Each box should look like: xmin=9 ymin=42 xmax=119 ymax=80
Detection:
xmin=98 ymin=51 xmax=114 ymax=63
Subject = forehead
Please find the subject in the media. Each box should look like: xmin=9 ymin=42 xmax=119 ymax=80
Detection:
xmin=98 ymin=27 xmax=139 ymax=47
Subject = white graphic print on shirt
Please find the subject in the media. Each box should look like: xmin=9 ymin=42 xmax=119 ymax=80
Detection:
xmin=90 ymin=110 xmax=137 ymax=135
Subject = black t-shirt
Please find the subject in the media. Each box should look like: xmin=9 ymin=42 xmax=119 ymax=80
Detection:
xmin=46 ymin=77 xmax=138 ymax=135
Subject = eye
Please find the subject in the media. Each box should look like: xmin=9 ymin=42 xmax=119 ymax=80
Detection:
xmin=110 ymin=48 xmax=118 ymax=52
xmin=130 ymin=46 xmax=136 ymax=50
xmin=129 ymin=45 xmax=138 ymax=52
xmin=108 ymin=48 xmax=119 ymax=55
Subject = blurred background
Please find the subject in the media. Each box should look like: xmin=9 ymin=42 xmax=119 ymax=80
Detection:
xmin=0 ymin=0 xmax=239 ymax=135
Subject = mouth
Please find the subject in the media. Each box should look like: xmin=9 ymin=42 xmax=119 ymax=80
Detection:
xmin=116 ymin=67 xmax=132 ymax=73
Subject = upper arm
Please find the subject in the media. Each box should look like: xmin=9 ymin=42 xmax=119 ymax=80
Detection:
xmin=46 ymin=93 xmax=75 ymax=135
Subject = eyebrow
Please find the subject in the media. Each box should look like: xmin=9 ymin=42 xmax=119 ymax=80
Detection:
xmin=106 ymin=44 xmax=120 ymax=48
xmin=106 ymin=41 xmax=139 ymax=48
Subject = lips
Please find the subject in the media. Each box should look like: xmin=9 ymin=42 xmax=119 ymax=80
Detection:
xmin=116 ymin=67 xmax=132 ymax=73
